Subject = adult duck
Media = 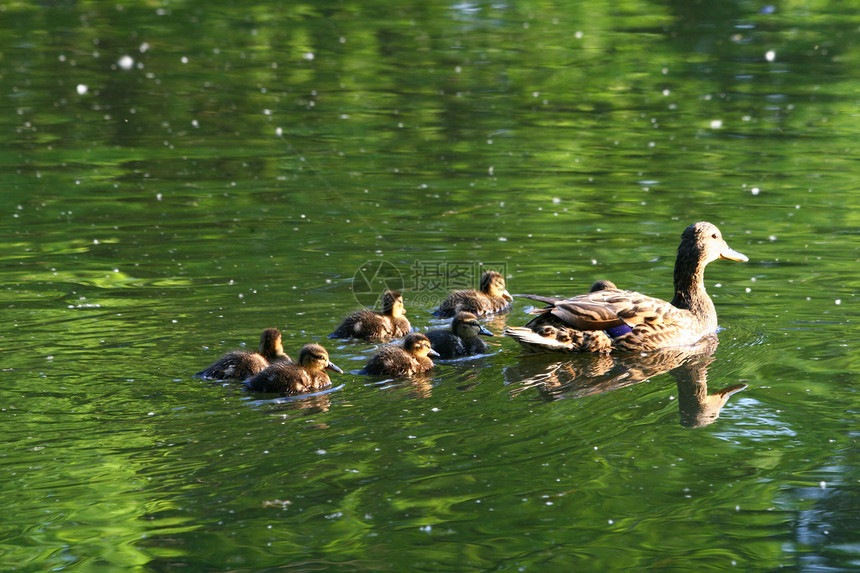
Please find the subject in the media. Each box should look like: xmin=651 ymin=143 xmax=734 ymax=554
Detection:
xmin=505 ymin=222 xmax=748 ymax=353
xmin=425 ymin=311 xmax=494 ymax=359
xmin=246 ymin=343 xmax=342 ymax=395
xmin=363 ymin=333 xmax=439 ymax=376
xmin=195 ymin=327 xmax=290 ymax=380
xmin=434 ymin=270 xmax=513 ymax=317
xmin=329 ymin=290 xmax=411 ymax=340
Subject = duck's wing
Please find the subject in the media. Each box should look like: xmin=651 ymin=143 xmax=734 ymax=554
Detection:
xmin=530 ymin=290 xmax=679 ymax=331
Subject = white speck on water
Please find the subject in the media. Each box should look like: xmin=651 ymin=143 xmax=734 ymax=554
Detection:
xmin=662 ymin=89 xmax=670 ymax=96
xmin=118 ymin=55 xmax=134 ymax=70
xmin=710 ymin=119 xmax=723 ymax=129
xmin=316 ymin=449 xmax=326 ymax=455
xmin=608 ymin=519 xmax=614 ymax=525
xmin=191 ymin=119 xmax=199 ymax=128
xmin=835 ymin=299 xmax=841 ymax=305
xmin=591 ymin=259 xmax=597 ymax=265
xmin=820 ymin=481 xmax=827 ymax=489
xmin=455 ymin=66 xmax=461 ymax=73
xmin=751 ymin=187 xmax=760 ymax=195
xmin=575 ymin=31 xmax=583 ymax=39
xmin=431 ymin=407 xmax=440 ymax=412
xmin=275 ymin=127 xmax=283 ymax=136
xmin=488 ymin=166 xmax=494 ymax=175
xmin=715 ymin=283 xmax=722 ymax=288
xmin=766 ymin=50 xmax=776 ymax=62
xmin=498 ymin=237 xmax=507 ymax=242
xmin=745 ymin=287 xmax=752 ymax=293
xmin=139 ymin=42 xmax=150 ymax=53
xmin=76 ymin=84 xmax=88 ymax=95
xmin=181 ymin=56 xmax=188 ymax=64
xmin=302 ymin=52 xmax=315 ymax=60
xmin=769 ymin=235 xmax=776 ymax=241
xmin=419 ymin=525 xmax=432 ymax=533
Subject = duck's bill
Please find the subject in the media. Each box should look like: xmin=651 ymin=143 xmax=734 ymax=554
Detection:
xmin=502 ymin=290 xmax=514 ymax=301
xmin=720 ymin=247 xmax=748 ymax=262
xmin=427 ymin=349 xmax=441 ymax=358
xmin=478 ymin=325 xmax=495 ymax=337
xmin=326 ymin=362 xmax=344 ymax=374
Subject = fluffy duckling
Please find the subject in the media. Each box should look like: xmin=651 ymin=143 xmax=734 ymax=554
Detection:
xmin=329 ymin=290 xmax=411 ymax=340
xmin=195 ymin=328 xmax=290 ymax=380
xmin=434 ymin=270 xmax=513 ymax=317
xmin=425 ymin=311 xmax=494 ymax=359
xmin=363 ymin=333 xmax=439 ymax=376
xmin=246 ymin=343 xmax=342 ymax=395
xmin=590 ymin=280 xmax=617 ymax=292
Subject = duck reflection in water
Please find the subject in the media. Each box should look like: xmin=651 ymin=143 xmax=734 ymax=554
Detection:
xmin=506 ymin=334 xmax=746 ymax=428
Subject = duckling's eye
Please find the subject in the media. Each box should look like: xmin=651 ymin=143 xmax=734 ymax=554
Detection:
xmin=711 ymin=233 xmax=718 ymax=239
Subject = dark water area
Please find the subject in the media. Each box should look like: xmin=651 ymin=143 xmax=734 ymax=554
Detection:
xmin=1 ymin=1 xmax=857 ymax=571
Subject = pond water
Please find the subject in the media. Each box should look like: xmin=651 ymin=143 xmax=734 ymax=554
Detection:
xmin=1 ymin=1 xmax=858 ymax=571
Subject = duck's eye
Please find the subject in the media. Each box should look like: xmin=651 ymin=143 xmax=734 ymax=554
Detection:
xmin=711 ymin=233 xmax=718 ymax=239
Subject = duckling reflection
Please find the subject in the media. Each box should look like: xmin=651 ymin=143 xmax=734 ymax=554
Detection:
xmin=507 ymin=334 xmax=746 ymax=428
xmin=434 ymin=270 xmax=513 ymax=317
xmin=329 ymin=290 xmax=411 ymax=340
xmin=196 ymin=327 xmax=290 ymax=380
xmin=246 ymin=343 xmax=342 ymax=396
xmin=425 ymin=311 xmax=494 ymax=358
xmin=363 ymin=333 xmax=439 ymax=376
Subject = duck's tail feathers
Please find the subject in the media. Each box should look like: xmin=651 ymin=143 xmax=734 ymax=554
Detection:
xmin=512 ymin=293 xmax=561 ymax=305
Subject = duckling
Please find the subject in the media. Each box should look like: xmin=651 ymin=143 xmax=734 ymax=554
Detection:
xmin=363 ymin=333 xmax=439 ymax=376
xmin=434 ymin=270 xmax=513 ymax=317
xmin=425 ymin=311 xmax=494 ymax=359
xmin=246 ymin=343 xmax=342 ymax=395
xmin=329 ymin=290 xmax=411 ymax=340
xmin=195 ymin=328 xmax=290 ymax=380
xmin=590 ymin=280 xmax=617 ymax=292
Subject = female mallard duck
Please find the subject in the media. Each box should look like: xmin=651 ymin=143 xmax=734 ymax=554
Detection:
xmin=195 ymin=328 xmax=290 ymax=380
xmin=246 ymin=343 xmax=342 ymax=395
xmin=425 ymin=311 xmax=494 ymax=358
xmin=505 ymin=222 xmax=748 ymax=353
xmin=363 ymin=333 xmax=439 ymax=376
xmin=434 ymin=270 xmax=513 ymax=317
xmin=329 ymin=290 xmax=411 ymax=340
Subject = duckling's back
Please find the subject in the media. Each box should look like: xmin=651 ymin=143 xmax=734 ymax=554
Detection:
xmin=196 ymin=350 xmax=269 ymax=380
xmin=247 ymin=361 xmax=330 ymax=395
xmin=364 ymin=346 xmax=422 ymax=376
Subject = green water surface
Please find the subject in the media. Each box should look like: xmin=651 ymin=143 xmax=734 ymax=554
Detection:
xmin=1 ymin=1 xmax=857 ymax=571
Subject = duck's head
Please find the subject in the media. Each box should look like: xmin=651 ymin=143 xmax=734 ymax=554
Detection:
xmin=381 ymin=290 xmax=406 ymax=318
xmin=680 ymin=222 xmax=748 ymax=267
xmin=589 ymin=280 xmax=617 ymax=292
xmin=480 ymin=270 xmax=513 ymax=301
xmin=452 ymin=311 xmax=494 ymax=338
xmin=403 ymin=333 xmax=440 ymax=358
xmin=259 ymin=328 xmax=285 ymax=355
xmin=298 ymin=343 xmax=343 ymax=373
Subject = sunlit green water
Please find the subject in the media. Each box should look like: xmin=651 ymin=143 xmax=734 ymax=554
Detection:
xmin=1 ymin=1 xmax=857 ymax=571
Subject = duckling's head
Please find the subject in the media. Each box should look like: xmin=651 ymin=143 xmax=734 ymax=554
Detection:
xmin=381 ymin=290 xmax=407 ymax=318
xmin=452 ymin=312 xmax=494 ymax=339
xmin=480 ymin=270 xmax=513 ymax=301
xmin=298 ymin=343 xmax=343 ymax=373
xmin=680 ymin=222 xmax=748 ymax=269
xmin=403 ymin=333 xmax=440 ymax=358
xmin=589 ymin=280 xmax=617 ymax=292
xmin=259 ymin=328 xmax=285 ymax=355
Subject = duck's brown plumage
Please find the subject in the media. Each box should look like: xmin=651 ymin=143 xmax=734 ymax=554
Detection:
xmin=195 ymin=328 xmax=290 ymax=380
xmin=246 ymin=343 xmax=342 ymax=395
xmin=329 ymin=290 xmax=411 ymax=340
xmin=363 ymin=333 xmax=439 ymax=376
xmin=434 ymin=270 xmax=513 ymax=317
xmin=425 ymin=311 xmax=494 ymax=359
xmin=505 ymin=222 xmax=748 ymax=353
